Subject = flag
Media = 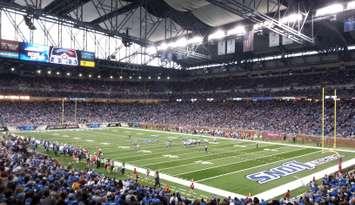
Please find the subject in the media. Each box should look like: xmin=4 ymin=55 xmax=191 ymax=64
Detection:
xmin=217 ymin=40 xmax=226 ymax=55
xmin=344 ymin=18 xmax=355 ymax=32
xmin=243 ymin=31 xmax=254 ymax=52
xmin=226 ymin=39 xmax=235 ymax=54
xmin=269 ymin=32 xmax=280 ymax=47
xmin=282 ymin=35 xmax=293 ymax=45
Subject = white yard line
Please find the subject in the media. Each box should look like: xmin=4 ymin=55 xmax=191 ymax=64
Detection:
xmin=157 ymin=148 xmax=272 ymax=171
xmin=112 ymin=161 xmax=247 ymax=199
xmin=115 ymin=127 xmax=355 ymax=154
xmin=174 ymin=147 xmax=301 ymax=176
xmin=124 ymin=143 xmax=237 ymax=162
xmin=143 ymin=145 xmax=256 ymax=168
xmin=197 ymin=150 xmax=321 ymax=182
xmin=255 ymin=157 xmax=355 ymax=200
xmin=18 ymin=127 xmax=355 ymax=199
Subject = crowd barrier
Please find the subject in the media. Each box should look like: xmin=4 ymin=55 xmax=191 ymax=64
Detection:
xmin=295 ymin=134 xmax=355 ymax=148
xmin=107 ymin=122 xmax=121 ymax=127
xmin=46 ymin=124 xmax=79 ymax=130
xmin=17 ymin=125 xmax=36 ymax=131
xmin=87 ymin=123 xmax=101 ymax=128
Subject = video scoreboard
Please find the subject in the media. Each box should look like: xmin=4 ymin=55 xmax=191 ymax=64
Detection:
xmin=0 ymin=39 xmax=96 ymax=68
xmin=79 ymin=51 xmax=95 ymax=68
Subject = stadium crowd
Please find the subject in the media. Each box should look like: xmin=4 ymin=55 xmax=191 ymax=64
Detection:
xmin=0 ymin=135 xmax=192 ymax=205
xmin=0 ymin=100 xmax=354 ymax=138
xmin=0 ymin=134 xmax=354 ymax=205
xmin=0 ymin=69 xmax=354 ymax=99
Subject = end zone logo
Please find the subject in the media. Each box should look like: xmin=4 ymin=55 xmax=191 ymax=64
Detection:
xmin=246 ymin=154 xmax=340 ymax=184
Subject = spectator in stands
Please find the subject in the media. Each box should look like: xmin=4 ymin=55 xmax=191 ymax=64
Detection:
xmin=0 ymin=100 xmax=354 ymax=138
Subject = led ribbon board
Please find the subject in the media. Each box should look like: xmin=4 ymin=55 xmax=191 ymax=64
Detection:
xmin=0 ymin=39 xmax=19 ymax=59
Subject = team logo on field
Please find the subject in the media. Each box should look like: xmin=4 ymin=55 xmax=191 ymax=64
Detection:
xmin=246 ymin=154 xmax=340 ymax=184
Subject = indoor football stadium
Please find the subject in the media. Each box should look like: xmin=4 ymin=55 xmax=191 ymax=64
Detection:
xmin=0 ymin=0 xmax=354 ymax=204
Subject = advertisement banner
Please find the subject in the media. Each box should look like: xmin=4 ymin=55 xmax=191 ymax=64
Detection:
xmin=49 ymin=47 xmax=78 ymax=66
xmin=19 ymin=42 xmax=49 ymax=62
xmin=87 ymin=123 xmax=101 ymax=128
xmin=46 ymin=124 xmax=79 ymax=130
xmin=17 ymin=125 xmax=35 ymax=131
xmin=262 ymin=131 xmax=283 ymax=140
xmin=0 ymin=39 xmax=19 ymax=59
xmin=107 ymin=123 xmax=121 ymax=127
xmin=80 ymin=60 xmax=95 ymax=67
xmin=80 ymin=51 xmax=95 ymax=60
xmin=120 ymin=123 xmax=129 ymax=127
xmin=79 ymin=51 xmax=95 ymax=67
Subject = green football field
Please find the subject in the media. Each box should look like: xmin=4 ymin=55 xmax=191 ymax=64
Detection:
xmin=19 ymin=127 xmax=355 ymax=197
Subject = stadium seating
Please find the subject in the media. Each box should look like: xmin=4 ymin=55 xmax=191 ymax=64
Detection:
xmin=0 ymin=100 xmax=354 ymax=138
xmin=1 ymin=0 xmax=355 ymax=203
xmin=0 ymin=136 xmax=191 ymax=205
xmin=0 ymin=69 xmax=354 ymax=99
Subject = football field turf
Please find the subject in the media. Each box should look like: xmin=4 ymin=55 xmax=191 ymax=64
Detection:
xmin=19 ymin=127 xmax=355 ymax=197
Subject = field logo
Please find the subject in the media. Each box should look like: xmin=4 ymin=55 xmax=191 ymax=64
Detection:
xmin=246 ymin=154 xmax=340 ymax=184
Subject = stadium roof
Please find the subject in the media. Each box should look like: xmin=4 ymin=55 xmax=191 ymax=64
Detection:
xmin=2 ymin=0 xmax=355 ymax=67
xmin=11 ymin=0 xmax=289 ymax=42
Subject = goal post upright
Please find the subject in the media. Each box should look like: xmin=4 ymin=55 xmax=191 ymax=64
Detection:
xmin=321 ymin=87 xmax=325 ymax=153
xmin=333 ymin=89 xmax=337 ymax=149
xmin=61 ymin=98 xmax=65 ymax=125
xmin=74 ymin=99 xmax=78 ymax=124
